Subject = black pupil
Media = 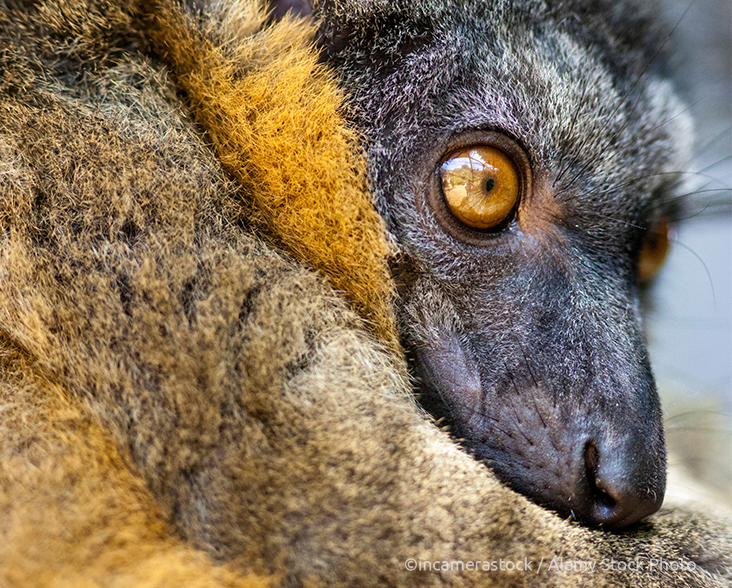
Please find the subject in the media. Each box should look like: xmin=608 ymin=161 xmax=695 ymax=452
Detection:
xmin=485 ymin=178 xmax=495 ymax=192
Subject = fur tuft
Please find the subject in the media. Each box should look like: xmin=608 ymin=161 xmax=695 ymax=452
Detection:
xmin=143 ymin=1 xmax=401 ymax=352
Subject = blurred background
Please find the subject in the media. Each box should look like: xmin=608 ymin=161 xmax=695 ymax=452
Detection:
xmin=653 ymin=0 xmax=731 ymax=506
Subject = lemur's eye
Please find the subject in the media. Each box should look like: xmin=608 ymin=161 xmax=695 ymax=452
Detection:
xmin=638 ymin=220 xmax=670 ymax=282
xmin=427 ymin=133 xmax=529 ymax=245
xmin=439 ymin=146 xmax=519 ymax=230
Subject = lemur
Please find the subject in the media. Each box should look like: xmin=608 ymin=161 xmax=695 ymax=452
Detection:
xmin=5 ymin=2 xmax=730 ymax=585
xmin=277 ymin=0 xmax=684 ymax=528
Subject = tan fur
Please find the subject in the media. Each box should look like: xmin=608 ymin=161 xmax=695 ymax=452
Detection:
xmin=0 ymin=1 xmax=729 ymax=586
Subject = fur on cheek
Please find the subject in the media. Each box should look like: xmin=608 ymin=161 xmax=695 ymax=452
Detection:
xmin=142 ymin=1 xmax=401 ymax=353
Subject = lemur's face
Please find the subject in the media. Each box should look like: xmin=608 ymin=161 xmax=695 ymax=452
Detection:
xmin=315 ymin=0 xmax=686 ymax=528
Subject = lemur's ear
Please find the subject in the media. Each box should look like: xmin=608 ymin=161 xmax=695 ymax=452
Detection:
xmin=268 ymin=0 xmax=312 ymax=20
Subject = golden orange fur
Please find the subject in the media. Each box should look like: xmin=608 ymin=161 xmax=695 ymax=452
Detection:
xmin=145 ymin=1 xmax=400 ymax=352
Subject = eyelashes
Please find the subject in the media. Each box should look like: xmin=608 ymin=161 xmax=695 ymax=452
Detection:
xmin=638 ymin=219 xmax=671 ymax=283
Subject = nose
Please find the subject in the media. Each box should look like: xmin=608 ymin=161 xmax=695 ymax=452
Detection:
xmin=477 ymin=418 xmax=666 ymax=530
xmin=575 ymin=439 xmax=664 ymax=529
xmin=407 ymin=332 xmax=666 ymax=530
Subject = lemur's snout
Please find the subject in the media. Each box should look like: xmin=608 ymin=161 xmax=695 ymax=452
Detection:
xmin=490 ymin=428 xmax=665 ymax=528
xmin=580 ymin=439 xmax=664 ymax=528
xmin=472 ymin=399 xmax=666 ymax=529
xmin=410 ymin=325 xmax=666 ymax=530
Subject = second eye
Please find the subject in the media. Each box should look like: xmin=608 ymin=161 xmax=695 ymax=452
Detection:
xmin=439 ymin=146 xmax=520 ymax=231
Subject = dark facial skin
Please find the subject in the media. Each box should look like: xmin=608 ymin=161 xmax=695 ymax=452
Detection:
xmin=271 ymin=0 xmax=687 ymax=529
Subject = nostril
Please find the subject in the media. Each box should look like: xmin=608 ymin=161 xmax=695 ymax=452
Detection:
xmin=584 ymin=440 xmax=617 ymax=513
xmin=581 ymin=439 xmax=663 ymax=529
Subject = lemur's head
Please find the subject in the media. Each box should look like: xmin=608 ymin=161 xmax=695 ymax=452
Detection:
xmin=286 ymin=0 xmax=688 ymax=528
